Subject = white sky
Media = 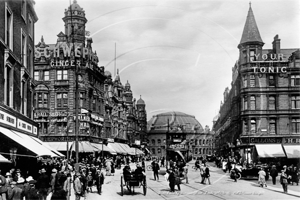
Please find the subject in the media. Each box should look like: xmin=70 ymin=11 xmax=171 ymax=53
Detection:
xmin=34 ymin=0 xmax=300 ymax=128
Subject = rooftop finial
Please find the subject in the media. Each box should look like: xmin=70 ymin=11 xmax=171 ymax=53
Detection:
xmin=249 ymin=1 xmax=251 ymax=8
xmin=41 ymin=35 xmax=44 ymax=42
xmin=74 ymin=0 xmax=77 ymax=3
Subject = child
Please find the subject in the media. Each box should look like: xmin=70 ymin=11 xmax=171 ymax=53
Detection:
xmin=87 ymin=171 xmax=93 ymax=193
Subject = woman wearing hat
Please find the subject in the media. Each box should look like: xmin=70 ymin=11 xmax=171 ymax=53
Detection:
xmin=280 ymin=166 xmax=288 ymax=193
xmin=258 ymin=168 xmax=267 ymax=187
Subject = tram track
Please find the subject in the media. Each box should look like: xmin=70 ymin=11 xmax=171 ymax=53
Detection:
xmin=146 ymin=177 xmax=227 ymax=200
xmin=146 ymin=169 xmax=253 ymax=200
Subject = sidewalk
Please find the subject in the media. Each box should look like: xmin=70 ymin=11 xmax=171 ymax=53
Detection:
xmin=187 ymin=159 xmax=300 ymax=198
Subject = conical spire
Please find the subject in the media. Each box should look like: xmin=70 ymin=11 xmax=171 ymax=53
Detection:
xmin=239 ymin=4 xmax=263 ymax=45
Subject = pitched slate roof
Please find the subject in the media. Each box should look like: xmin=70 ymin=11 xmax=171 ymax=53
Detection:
xmin=240 ymin=6 xmax=263 ymax=45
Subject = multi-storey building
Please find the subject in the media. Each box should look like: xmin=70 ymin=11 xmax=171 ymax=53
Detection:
xmin=0 ymin=0 xmax=62 ymax=174
xmin=33 ymin=1 xmax=147 ymax=156
xmin=33 ymin=0 xmax=106 ymax=152
xmin=187 ymin=125 xmax=214 ymax=159
xmin=103 ymin=70 xmax=147 ymax=153
xmin=213 ymin=5 xmax=300 ymax=165
xmin=147 ymin=111 xmax=212 ymax=161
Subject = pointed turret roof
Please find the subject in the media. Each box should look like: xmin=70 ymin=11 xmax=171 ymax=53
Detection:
xmin=239 ymin=4 xmax=263 ymax=45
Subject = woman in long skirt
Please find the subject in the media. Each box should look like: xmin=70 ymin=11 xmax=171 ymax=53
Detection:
xmin=258 ymin=168 xmax=267 ymax=187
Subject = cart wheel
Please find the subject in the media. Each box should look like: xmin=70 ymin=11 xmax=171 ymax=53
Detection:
xmin=147 ymin=165 xmax=152 ymax=171
xmin=120 ymin=176 xmax=124 ymax=196
xmin=237 ymin=173 xmax=241 ymax=180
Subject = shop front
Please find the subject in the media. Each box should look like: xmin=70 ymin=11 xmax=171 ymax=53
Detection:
xmin=239 ymin=136 xmax=300 ymax=167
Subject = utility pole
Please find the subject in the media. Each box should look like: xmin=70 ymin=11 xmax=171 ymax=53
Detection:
xmin=69 ymin=1 xmax=79 ymax=164
xmin=166 ymin=118 xmax=169 ymax=169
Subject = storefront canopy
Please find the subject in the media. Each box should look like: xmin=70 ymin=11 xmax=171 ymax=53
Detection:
xmin=0 ymin=127 xmax=57 ymax=157
xmin=118 ymin=143 xmax=132 ymax=155
xmin=45 ymin=142 xmax=71 ymax=151
xmin=128 ymin=148 xmax=144 ymax=155
xmin=283 ymin=145 xmax=300 ymax=158
xmin=90 ymin=142 xmax=116 ymax=154
xmin=71 ymin=141 xmax=97 ymax=153
xmin=107 ymin=143 xmax=127 ymax=154
xmin=255 ymin=144 xmax=286 ymax=158
xmin=30 ymin=137 xmax=65 ymax=157
xmin=0 ymin=154 xmax=11 ymax=163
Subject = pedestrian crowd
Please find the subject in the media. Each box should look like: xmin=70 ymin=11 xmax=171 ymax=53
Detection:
xmin=0 ymin=154 xmax=141 ymax=200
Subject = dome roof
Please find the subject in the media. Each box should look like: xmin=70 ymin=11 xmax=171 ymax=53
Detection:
xmin=69 ymin=0 xmax=83 ymax=10
xmin=104 ymin=71 xmax=112 ymax=77
xmin=148 ymin=111 xmax=204 ymax=133
xmin=137 ymin=96 xmax=145 ymax=105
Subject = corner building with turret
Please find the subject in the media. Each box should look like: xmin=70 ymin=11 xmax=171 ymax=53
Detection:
xmin=33 ymin=1 xmax=147 ymax=156
xmin=213 ymin=4 xmax=300 ymax=166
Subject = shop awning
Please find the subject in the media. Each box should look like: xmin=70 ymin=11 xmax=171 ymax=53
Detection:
xmin=119 ymin=143 xmax=132 ymax=155
xmin=44 ymin=142 xmax=71 ymax=151
xmin=90 ymin=142 xmax=116 ymax=154
xmin=129 ymin=148 xmax=144 ymax=155
xmin=255 ymin=144 xmax=286 ymax=158
xmin=30 ymin=137 xmax=65 ymax=157
xmin=107 ymin=143 xmax=127 ymax=154
xmin=71 ymin=141 xmax=97 ymax=153
xmin=283 ymin=145 xmax=300 ymax=158
xmin=0 ymin=127 xmax=56 ymax=157
xmin=0 ymin=154 xmax=11 ymax=163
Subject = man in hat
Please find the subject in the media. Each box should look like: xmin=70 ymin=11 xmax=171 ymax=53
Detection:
xmin=167 ymin=168 xmax=175 ymax=192
xmin=5 ymin=173 xmax=12 ymax=186
xmin=270 ymin=165 xmax=278 ymax=185
xmin=95 ymin=170 xmax=105 ymax=195
xmin=152 ymin=160 xmax=160 ymax=181
xmin=27 ymin=180 xmax=39 ymax=200
xmin=8 ymin=181 xmax=23 ymax=200
xmin=36 ymin=168 xmax=50 ymax=200
xmin=23 ymin=177 xmax=33 ymax=200
xmin=74 ymin=172 xmax=82 ymax=200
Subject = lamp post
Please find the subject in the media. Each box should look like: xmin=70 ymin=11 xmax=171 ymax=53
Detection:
xmin=166 ymin=118 xmax=170 ymax=169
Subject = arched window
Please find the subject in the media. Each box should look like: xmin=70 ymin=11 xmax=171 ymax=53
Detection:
xmin=158 ymin=139 xmax=161 ymax=144
xmin=199 ymin=139 xmax=202 ymax=145
xmin=199 ymin=148 xmax=202 ymax=154
xmin=152 ymin=148 xmax=155 ymax=154
xmin=195 ymin=140 xmax=198 ymax=145
xmin=203 ymin=140 xmax=205 ymax=145
xmin=158 ymin=148 xmax=161 ymax=153
xmin=151 ymin=139 xmax=155 ymax=145
xmin=195 ymin=148 xmax=198 ymax=154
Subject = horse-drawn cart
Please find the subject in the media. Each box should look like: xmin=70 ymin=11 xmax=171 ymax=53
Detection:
xmin=120 ymin=173 xmax=147 ymax=196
